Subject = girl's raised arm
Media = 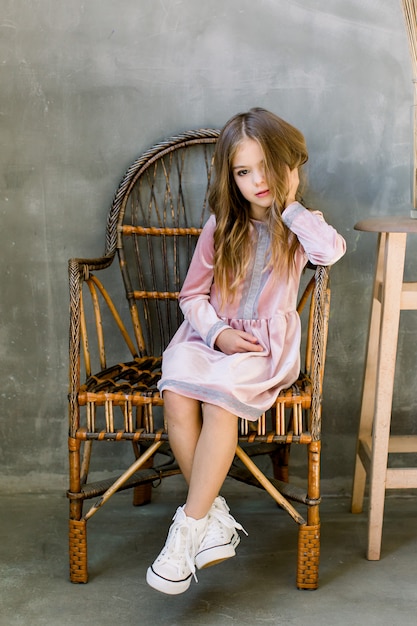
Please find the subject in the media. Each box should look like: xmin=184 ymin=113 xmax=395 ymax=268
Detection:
xmin=282 ymin=202 xmax=346 ymax=266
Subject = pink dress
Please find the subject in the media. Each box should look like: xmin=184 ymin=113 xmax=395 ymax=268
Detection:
xmin=158 ymin=202 xmax=346 ymax=420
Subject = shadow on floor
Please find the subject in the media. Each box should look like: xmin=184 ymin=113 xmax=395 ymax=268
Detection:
xmin=1 ymin=476 xmax=417 ymax=625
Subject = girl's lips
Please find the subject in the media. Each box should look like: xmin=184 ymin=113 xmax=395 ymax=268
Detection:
xmin=255 ymin=189 xmax=270 ymax=198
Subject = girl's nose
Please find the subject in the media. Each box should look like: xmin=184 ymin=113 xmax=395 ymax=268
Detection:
xmin=253 ymin=168 xmax=265 ymax=185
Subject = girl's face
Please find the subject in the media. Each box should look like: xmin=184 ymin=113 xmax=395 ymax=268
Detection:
xmin=232 ymin=138 xmax=272 ymax=221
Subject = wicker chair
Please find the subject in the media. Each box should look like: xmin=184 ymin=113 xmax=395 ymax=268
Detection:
xmin=68 ymin=129 xmax=331 ymax=589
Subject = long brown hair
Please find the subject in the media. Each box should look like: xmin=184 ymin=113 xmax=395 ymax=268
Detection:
xmin=209 ymin=107 xmax=308 ymax=305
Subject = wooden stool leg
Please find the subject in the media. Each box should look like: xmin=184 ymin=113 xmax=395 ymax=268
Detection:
xmin=367 ymin=232 xmax=406 ymax=560
xmin=352 ymin=234 xmax=384 ymax=513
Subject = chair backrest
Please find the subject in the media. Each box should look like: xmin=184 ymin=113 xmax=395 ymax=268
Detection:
xmin=105 ymin=130 xmax=220 ymax=358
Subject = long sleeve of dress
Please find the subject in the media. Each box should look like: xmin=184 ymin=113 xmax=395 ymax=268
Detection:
xmin=282 ymin=202 xmax=346 ymax=265
xmin=178 ymin=206 xmax=346 ymax=348
xmin=179 ymin=216 xmax=229 ymax=348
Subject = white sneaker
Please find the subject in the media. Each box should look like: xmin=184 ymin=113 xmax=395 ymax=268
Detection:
xmin=195 ymin=496 xmax=247 ymax=570
xmin=146 ymin=506 xmax=208 ymax=595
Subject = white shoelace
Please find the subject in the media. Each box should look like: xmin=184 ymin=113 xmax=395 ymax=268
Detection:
xmin=206 ymin=499 xmax=248 ymax=543
xmin=156 ymin=507 xmax=200 ymax=581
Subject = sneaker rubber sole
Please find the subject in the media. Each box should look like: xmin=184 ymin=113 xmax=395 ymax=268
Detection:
xmin=146 ymin=565 xmax=193 ymax=595
xmin=195 ymin=531 xmax=240 ymax=569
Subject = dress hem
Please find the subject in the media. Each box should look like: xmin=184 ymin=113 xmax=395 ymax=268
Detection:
xmin=158 ymin=379 xmax=265 ymax=421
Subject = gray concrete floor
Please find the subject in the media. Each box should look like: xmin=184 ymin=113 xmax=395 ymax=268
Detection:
xmin=1 ymin=476 xmax=417 ymax=626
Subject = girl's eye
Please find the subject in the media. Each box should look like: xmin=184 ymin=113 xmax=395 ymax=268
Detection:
xmin=237 ymin=169 xmax=249 ymax=177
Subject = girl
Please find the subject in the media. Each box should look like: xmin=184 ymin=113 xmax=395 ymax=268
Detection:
xmin=146 ymin=107 xmax=346 ymax=595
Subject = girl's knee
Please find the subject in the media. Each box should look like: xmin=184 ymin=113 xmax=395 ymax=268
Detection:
xmin=163 ymin=390 xmax=189 ymax=413
xmin=202 ymin=402 xmax=237 ymax=421
xmin=163 ymin=391 xmax=201 ymax=425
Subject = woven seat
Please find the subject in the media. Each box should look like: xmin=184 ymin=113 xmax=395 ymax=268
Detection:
xmin=68 ymin=129 xmax=331 ymax=589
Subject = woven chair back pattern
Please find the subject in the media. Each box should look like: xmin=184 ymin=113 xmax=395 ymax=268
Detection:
xmin=116 ymin=135 xmax=219 ymax=358
xmin=71 ymin=131 xmax=220 ymax=440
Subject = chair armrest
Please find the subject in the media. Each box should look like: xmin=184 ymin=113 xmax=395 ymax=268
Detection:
xmin=68 ymin=254 xmax=139 ymax=436
xmin=310 ymin=265 xmax=331 ymax=441
xmin=69 ymin=254 xmax=114 ymax=279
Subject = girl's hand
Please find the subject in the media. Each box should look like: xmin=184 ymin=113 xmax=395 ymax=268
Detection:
xmin=285 ymin=167 xmax=299 ymax=208
xmin=215 ymin=328 xmax=264 ymax=355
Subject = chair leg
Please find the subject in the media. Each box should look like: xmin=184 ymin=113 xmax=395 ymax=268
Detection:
xmin=270 ymin=444 xmax=290 ymax=483
xmin=132 ymin=443 xmax=153 ymax=506
xmin=296 ymin=440 xmax=321 ymax=590
xmin=297 ymin=521 xmax=320 ymax=590
xmin=68 ymin=437 xmax=88 ymax=583
xmin=69 ymin=518 xmax=88 ymax=583
xmin=132 ymin=482 xmax=153 ymax=506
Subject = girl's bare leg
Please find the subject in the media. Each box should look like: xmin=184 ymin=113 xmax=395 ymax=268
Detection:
xmin=163 ymin=390 xmax=202 ymax=484
xmin=147 ymin=395 xmax=240 ymax=593
xmin=164 ymin=392 xmax=238 ymax=520
xmin=185 ymin=403 xmax=238 ymax=520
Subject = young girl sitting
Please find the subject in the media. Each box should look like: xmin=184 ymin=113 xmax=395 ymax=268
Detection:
xmin=146 ymin=107 xmax=346 ymax=595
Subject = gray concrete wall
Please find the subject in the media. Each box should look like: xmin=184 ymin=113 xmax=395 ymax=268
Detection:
xmin=1 ymin=0 xmax=415 ymax=493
